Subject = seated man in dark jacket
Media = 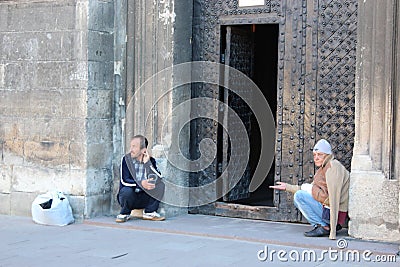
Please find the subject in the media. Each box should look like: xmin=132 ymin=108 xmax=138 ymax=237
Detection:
xmin=116 ymin=135 xmax=165 ymax=222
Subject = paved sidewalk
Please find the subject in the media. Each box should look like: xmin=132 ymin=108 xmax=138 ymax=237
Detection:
xmin=1 ymin=214 xmax=399 ymax=266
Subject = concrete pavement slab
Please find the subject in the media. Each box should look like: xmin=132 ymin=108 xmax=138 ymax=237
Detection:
xmin=86 ymin=214 xmax=399 ymax=255
xmin=1 ymin=214 xmax=399 ymax=266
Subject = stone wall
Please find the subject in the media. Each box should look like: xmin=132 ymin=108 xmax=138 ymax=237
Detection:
xmin=0 ymin=0 xmax=114 ymax=220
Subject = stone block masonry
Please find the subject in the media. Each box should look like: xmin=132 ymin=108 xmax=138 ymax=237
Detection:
xmin=0 ymin=0 xmax=114 ymax=220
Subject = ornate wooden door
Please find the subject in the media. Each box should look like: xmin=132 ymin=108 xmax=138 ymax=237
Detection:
xmin=191 ymin=0 xmax=357 ymax=222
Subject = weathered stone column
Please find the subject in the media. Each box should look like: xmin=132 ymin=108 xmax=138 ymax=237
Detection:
xmin=84 ymin=0 xmax=115 ymax=218
xmin=350 ymin=0 xmax=400 ymax=242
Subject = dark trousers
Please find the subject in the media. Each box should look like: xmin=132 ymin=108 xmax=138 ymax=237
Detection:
xmin=118 ymin=182 xmax=165 ymax=215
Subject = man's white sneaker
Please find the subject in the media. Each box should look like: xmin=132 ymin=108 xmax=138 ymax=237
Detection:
xmin=142 ymin=211 xmax=165 ymax=221
xmin=115 ymin=214 xmax=130 ymax=223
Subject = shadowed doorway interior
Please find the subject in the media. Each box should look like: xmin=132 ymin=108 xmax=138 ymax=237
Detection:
xmin=218 ymin=24 xmax=278 ymax=207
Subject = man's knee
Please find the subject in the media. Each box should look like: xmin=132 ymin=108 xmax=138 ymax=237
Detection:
xmin=119 ymin=186 xmax=135 ymax=199
xmin=294 ymin=190 xmax=307 ymax=205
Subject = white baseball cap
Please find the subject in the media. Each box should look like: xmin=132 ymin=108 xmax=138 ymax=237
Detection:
xmin=313 ymin=139 xmax=332 ymax=154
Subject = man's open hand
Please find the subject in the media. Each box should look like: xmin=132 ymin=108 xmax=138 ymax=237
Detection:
xmin=269 ymin=182 xmax=287 ymax=191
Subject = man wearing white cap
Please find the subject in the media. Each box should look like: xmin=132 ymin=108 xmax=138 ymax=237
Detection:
xmin=270 ymin=139 xmax=350 ymax=239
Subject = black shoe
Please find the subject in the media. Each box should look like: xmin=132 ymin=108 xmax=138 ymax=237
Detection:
xmin=305 ymin=225 xmax=342 ymax=234
xmin=304 ymin=225 xmax=319 ymax=235
xmin=304 ymin=225 xmax=330 ymax=237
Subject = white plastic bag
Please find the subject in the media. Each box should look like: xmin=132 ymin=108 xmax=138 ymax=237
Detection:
xmin=31 ymin=191 xmax=74 ymax=226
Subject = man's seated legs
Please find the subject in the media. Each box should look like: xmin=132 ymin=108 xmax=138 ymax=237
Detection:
xmin=131 ymin=183 xmax=165 ymax=218
xmin=294 ymin=190 xmax=330 ymax=237
xmin=142 ymin=181 xmax=165 ymax=221
xmin=293 ymin=190 xmax=328 ymax=227
xmin=116 ymin=186 xmax=152 ymax=222
xmin=117 ymin=182 xmax=166 ymax=222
